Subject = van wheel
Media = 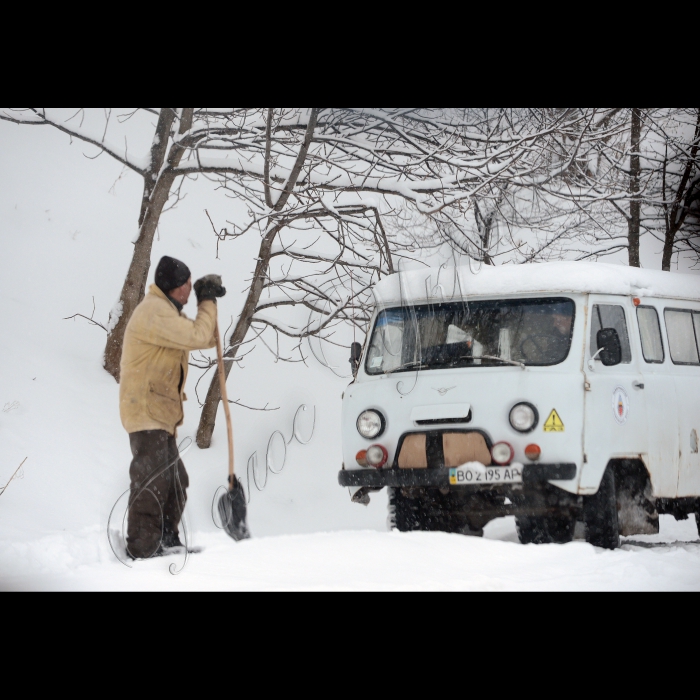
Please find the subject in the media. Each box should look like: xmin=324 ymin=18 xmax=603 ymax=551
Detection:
xmin=515 ymin=516 xmax=575 ymax=544
xmin=388 ymin=487 xmax=422 ymax=532
xmin=388 ymin=488 xmax=483 ymax=537
xmin=584 ymin=465 xmax=620 ymax=550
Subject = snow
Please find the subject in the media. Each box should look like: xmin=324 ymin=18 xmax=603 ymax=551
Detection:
xmin=374 ymin=261 xmax=700 ymax=306
xmin=2 ymin=518 xmax=699 ymax=591
xmin=1 ymin=119 xmax=699 ymax=592
xmin=106 ymin=300 xmax=123 ymax=333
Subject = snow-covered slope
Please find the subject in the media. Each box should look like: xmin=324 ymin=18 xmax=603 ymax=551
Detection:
xmin=1 ymin=121 xmax=699 ymax=591
xmin=0 ymin=123 xmax=388 ymax=558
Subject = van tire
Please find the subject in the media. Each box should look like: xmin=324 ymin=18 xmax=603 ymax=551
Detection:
xmin=388 ymin=487 xmax=483 ymax=537
xmin=584 ymin=464 xmax=620 ymax=550
xmin=515 ymin=516 xmax=575 ymax=544
xmin=388 ymin=487 xmax=422 ymax=532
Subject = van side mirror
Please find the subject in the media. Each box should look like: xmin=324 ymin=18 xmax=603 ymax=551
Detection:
xmin=596 ymin=328 xmax=622 ymax=366
xmin=350 ymin=342 xmax=363 ymax=376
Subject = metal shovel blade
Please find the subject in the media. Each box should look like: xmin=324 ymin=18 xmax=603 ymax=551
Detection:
xmin=218 ymin=481 xmax=250 ymax=542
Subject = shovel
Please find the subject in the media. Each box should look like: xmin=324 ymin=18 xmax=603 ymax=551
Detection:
xmin=214 ymin=318 xmax=250 ymax=541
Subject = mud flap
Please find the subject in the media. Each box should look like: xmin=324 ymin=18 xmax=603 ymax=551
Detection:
xmin=617 ymin=469 xmax=659 ymax=536
xmin=351 ymin=486 xmax=382 ymax=506
xmin=584 ymin=465 xmax=620 ymax=550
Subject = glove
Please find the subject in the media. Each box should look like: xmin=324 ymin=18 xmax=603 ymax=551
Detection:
xmin=194 ymin=275 xmax=226 ymax=303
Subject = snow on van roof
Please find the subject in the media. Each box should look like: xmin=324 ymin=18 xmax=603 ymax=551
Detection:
xmin=373 ymin=261 xmax=700 ymax=305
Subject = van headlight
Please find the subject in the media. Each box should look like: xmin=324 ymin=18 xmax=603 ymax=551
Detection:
xmin=357 ymin=410 xmax=385 ymax=439
xmin=509 ymin=403 xmax=538 ymax=433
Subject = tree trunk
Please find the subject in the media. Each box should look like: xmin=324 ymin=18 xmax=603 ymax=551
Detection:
xmin=662 ymin=109 xmax=700 ymax=271
xmin=196 ymin=112 xmax=321 ymax=448
xmin=628 ymin=108 xmax=642 ymax=268
xmin=103 ymin=171 xmax=177 ymax=380
xmin=474 ymin=200 xmax=496 ymax=265
xmin=661 ymin=236 xmax=674 ymax=271
xmin=139 ymin=109 xmax=177 ymax=226
xmin=196 ymin=226 xmax=279 ymax=448
xmin=103 ymin=109 xmax=193 ymax=381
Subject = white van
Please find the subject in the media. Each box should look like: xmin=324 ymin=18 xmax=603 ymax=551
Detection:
xmin=339 ymin=262 xmax=700 ymax=549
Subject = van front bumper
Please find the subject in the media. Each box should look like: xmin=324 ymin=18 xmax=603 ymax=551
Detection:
xmin=338 ymin=464 xmax=577 ymax=489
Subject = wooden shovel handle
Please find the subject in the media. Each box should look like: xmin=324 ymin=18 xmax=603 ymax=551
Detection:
xmin=214 ymin=319 xmax=235 ymax=489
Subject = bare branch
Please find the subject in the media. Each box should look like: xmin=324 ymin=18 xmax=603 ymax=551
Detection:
xmin=0 ymin=458 xmax=27 ymax=498
xmin=63 ymin=297 xmax=107 ymax=332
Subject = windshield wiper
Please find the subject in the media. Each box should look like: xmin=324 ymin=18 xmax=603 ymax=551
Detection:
xmin=386 ymin=360 xmax=427 ymax=374
xmin=476 ymin=355 xmax=527 ymax=370
xmin=386 ymin=356 xmax=526 ymax=374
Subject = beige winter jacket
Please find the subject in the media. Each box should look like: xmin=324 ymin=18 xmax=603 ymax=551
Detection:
xmin=120 ymin=284 xmax=217 ymax=435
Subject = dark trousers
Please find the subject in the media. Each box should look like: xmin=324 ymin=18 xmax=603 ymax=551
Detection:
xmin=126 ymin=430 xmax=189 ymax=559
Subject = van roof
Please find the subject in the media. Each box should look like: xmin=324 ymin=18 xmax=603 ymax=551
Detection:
xmin=373 ymin=261 xmax=700 ymax=305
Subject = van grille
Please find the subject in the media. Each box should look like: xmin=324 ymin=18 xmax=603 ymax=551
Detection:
xmin=396 ymin=430 xmax=491 ymax=469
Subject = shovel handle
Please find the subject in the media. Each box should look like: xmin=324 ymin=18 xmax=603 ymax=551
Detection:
xmin=214 ymin=319 xmax=235 ymax=489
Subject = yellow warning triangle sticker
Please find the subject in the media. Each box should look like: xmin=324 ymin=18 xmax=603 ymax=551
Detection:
xmin=544 ymin=409 xmax=565 ymax=432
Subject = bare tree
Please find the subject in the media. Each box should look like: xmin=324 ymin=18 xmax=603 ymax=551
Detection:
xmin=186 ymin=107 xmax=600 ymax=446
xmin=195 ymin=204 xmax=392 ymax=446
xmin=0 ymin=108 xmax=195 ymax=380
xmin=528 ymin=108 xmax=700 ymax=270
xmin=1 ymin=107 xmax=595 ymax=384
xmin=421 ymin=108 xmax=700 ymax=270
xmin=575 ymin=107 xmax=658 ymax=267
xmin=396 ymin=108 xmax=630 ymax=265
xmin=4 ymin=103 xmax=617 ymax=451
xmin=650 ymin=109 xmax=700 ymax=269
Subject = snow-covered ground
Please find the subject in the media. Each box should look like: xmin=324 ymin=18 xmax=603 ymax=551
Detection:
xmin=2 ymin=517 xmax=699 ymax=592
xmin=1 ymin=118 xmax=699 ymax=591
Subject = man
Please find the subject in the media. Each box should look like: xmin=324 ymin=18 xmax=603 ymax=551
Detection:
xmin=547 ymin=310 xmax=574 ymax=361
xmin=119 ymin=256 xmax=226 ymax=559
xmin=519 ymin=307 xmax=573 ymax=364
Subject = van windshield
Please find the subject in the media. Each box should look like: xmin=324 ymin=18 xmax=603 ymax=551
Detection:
xmin=365 ymin=298 xmax=576 ymax=375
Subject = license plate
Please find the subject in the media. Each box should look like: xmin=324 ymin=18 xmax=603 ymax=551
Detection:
xmin=449 ymin=463 xmax=523 ymax=485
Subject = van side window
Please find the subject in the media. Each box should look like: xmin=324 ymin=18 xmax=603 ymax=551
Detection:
xmin=591 ymin=305 xmax=632 ymax=363
xmin=637 ymin=306 xmax=664 ymax=363
xmin=664 ymin=309 xmax=700 ymax=365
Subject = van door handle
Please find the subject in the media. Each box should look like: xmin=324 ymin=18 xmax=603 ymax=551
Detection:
xmin=633 ymin=381 xmax=645 ymax=390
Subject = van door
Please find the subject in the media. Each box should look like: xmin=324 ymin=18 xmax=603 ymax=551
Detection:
xmin=582 ymin=297 xmax=649 ymax=493
xmin=664 ymin=307 xmax=700 ymax=497
xmin=635 ymin=303 xmax=680 ymax=498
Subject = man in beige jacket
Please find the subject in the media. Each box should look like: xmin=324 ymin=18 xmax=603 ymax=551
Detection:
xmin=120 ymin=256 xmax=225 ymax=559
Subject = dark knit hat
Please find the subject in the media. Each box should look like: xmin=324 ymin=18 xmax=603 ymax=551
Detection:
xmin=155 ymin=256 xmax=191 ymax=294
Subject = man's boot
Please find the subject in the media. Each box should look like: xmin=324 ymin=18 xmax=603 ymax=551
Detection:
xmin=161 ymin=531 xmax=184 ymax=549
xmin=126 ymin=544 xmax=166 ymax=561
